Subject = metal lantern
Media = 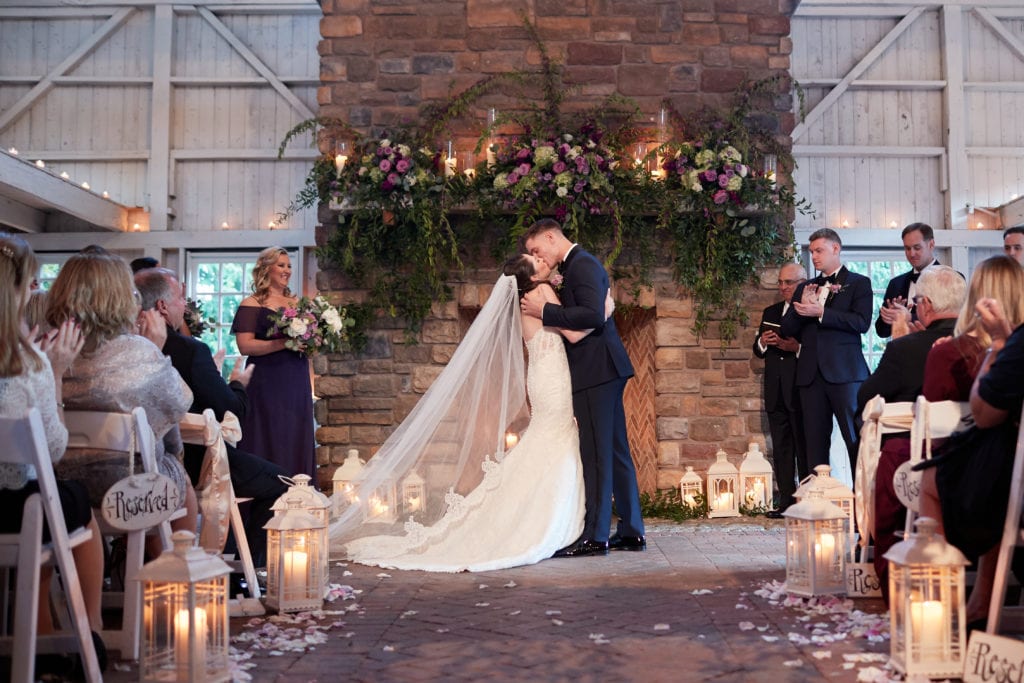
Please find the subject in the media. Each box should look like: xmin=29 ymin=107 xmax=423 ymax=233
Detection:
xmin=884 ymin=517 xmax=968 ymax=679
xmin=706 ymin=449 xmax=740 ymax=518
xmin=271 ymin=475 xmax=331 ymax=597
xmin=679 ymin=466 xmax=703 ymax=510
xmin=739 ymin=442 xmax=773 ymax=511
xmin=331 ymin=448 xmax=365 ymax=516
xmin=783 ymin=490 xmax=848 ymax=596
xmin=366 ymin=481 xmax=397 ymax=523
xmin=795 ymin=464 xmax=857 ymax=559
xmin=264 ymin=496 xmax=326 ymax=613
xmin=401 ymin=470 xmax=426 ymax=515
xmin=138 ymin=530 xmax=231 ymax=683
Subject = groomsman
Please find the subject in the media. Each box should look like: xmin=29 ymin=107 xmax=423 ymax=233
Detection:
xmin=1004 ymin=226 xmax=1024 ymax=265
xmin=753 ymin=262 xmax=808 ymax=516
xmin=781 ymin=228 xmax=872 ymax=472
xmin=875 ymin=223 xmax=940 ymax=338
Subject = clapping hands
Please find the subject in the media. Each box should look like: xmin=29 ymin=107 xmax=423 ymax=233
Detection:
xmin=792 ymin=283 xmax=824 ymax=318
xmin=37 ymin=319 xmax=85 ymax=377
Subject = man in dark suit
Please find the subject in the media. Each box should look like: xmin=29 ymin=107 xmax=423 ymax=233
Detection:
xmin=1004 ymin=226 xmax=1024 ymax=265
xmin=754 ymin=262 xmax=808 ymax=516
xmin=855 ymin=265 xmax=965 ymax=601
xmin=135 ymin=267 xmax=288 ymax=567
xmin=875 ymin=223 xmax=940 ymax=339
xmin=521 ymin=219 xmax=644 ymax=557
xmin=781 ymin=228 xmax=872 ymax=473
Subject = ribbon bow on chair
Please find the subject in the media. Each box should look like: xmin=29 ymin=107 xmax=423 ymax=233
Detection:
xmin=179 ymin=409 xmax=239 ymax=554
xmin=856 ymin=396 xmax=914 ymax=553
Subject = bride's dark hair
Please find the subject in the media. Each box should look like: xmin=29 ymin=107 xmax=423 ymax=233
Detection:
xmin=502 ymin=254 xmax=542 ymax=297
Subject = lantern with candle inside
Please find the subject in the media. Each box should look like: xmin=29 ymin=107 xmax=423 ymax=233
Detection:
xmin=444 ymin=140 xmax=457 ymax=178
xmin=794 ymin=464 xmax=856 ymax=559
xmin=366 ymin=480 xmax=397 ymax=523
xmin=738 ymin=442 xmax=773 ymax=512
xmin=264 ymin=496 xmax=326 ymax=613
xmin=331 ymin=448 xmax=365 ymax=516
xmin=782 ymin=490 xmax=848 ymax=596
xmin=271 ymin=475 xmax=331 ymax=596
xmin=401 ymin=470 xmax=425 ymax=515
xmin=138 ymin=530 xmax=231 ymax=683
xmin=706 ymin=449 xmax=740 ymax=518
xmin=334 ymin=141 xmax=348 ymax=175
xmin=884 ymin=517 xmax=968 ymax=679
xmin=679 ymin=466 xmax=703 ymax=511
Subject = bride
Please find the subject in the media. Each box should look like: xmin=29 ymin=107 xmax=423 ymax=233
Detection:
xmin=330 ymin=254 xmax=608 ymax=572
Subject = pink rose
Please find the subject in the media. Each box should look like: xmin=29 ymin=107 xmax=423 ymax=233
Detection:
xmin=549 ymin=273 xmax=564 ymax=289
xmin=517 ymin=163 xmax=531 ymax=176
xmin=552 ymin=161 xmax=566 ymax=173
xmin=395 ymin=158 xmax=411 ymax=173
xmin=379 ymin=159 xmax=392 ymax=172
xmin=713 ymin=189 xmax=728 ymax=204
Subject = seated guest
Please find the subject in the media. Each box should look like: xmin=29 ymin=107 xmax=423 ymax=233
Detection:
xmin=919 ymin=255 xmax=1024 ymax=627
xmin=135 ymin=267 xmax=288 ymax=567
xmin=45 ymin=250 xmax=198 ymax=555
xmin=857 ymin=266 xmax=965 ymax=601
xmin=0 ymin=234 xmax=106 ymax=666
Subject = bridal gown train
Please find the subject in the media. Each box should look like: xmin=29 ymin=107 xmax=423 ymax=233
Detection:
xmin=342 ymin=327 xmax=585 ymax=572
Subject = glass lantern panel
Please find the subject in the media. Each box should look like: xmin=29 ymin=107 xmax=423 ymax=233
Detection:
xmin=891 ymin=563 xmax=965 ymax=674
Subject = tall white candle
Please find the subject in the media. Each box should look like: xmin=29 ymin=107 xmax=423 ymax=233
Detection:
xmin=753 ymin=480 xmax=765 ymax=506
xmin=334 ymin=154 xmax=348 ymax=173
xmin=284 ymin=550 xmax=309 ymax=596
xmin=174 ymin=607 xmax=207 ymax=681
xmin=910 ymin=600 xmax=945 ymax=650
xmin=814 ymin=532 xmax=836 ymax=577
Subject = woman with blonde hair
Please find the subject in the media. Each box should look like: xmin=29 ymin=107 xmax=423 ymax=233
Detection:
xmin=45 ymin=249 xmax=198 ymax=547
xmin=231 ymin=246 xmax=315 ymax=477
xmin=0 ymin=233 xmax=107 ymax=669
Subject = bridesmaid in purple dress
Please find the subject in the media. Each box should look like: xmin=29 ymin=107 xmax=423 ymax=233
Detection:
xmin=231 ymin=247 xmax=315 ymax=478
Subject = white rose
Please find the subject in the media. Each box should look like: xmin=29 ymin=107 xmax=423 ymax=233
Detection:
xmin=556 ymin=186 xmax=568 ymax=197
xmin=322 ymin=308 xmax=344 ymax=334
xmin=380 ymin=138 xmax=391 ymax=148
xmin=288 ymin=317 xmax=308 ymax=337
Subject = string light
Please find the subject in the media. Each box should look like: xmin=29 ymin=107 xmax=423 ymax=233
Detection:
xmin=221 ymin=221 xmax=229 ymax=229
xmin=59 ymin=171 xmax=69 ymax=179
xmin=35 ymin=160 xmax=45 ymax=168
xmin=889 ymin=220 xmax=897 ymax=228
xmin=7 ymin=147 xmax=17 ymax=155
xmin=102 ymin=191 xmax=110 ymax=199
xmin=841 ymin=219 xmax=850 ymax=228
xmin=81 ymin=181 xmax=90 ymax=190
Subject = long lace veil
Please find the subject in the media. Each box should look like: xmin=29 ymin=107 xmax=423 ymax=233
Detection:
xmin=329 ymin=275 xmax=529 ymax=549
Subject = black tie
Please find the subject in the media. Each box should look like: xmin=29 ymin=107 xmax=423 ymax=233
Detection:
xmin=823 ymin=273 xmax=837 ymax=285
xmin=909 ymin=272 xmax=920 ymax=283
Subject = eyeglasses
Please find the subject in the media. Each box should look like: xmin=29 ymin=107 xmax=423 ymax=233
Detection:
xmin=778 ymin=279 xmax=803 ymax=286
xmin=912 ymin=295 xmax=928 ymax=305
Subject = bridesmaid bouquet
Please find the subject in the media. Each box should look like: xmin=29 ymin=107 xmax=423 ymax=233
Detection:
xmin=268 ymin=295 xmax=354 ymax=356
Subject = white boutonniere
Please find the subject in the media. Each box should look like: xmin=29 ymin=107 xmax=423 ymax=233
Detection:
xmin=549 ymin=273 xmax=564 ymax=291
xmin=828 ymin=283 xmax=844 ymax=295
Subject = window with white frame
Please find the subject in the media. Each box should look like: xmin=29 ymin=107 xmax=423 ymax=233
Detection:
xmin=185 ymin=250 xmax=300 ymax=378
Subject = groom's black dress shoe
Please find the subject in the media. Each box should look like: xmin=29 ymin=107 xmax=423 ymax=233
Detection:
xmin=553 ymin=539 xmax=609 ymax=558
xmin=765 ymin=509 xmax=785 ymax=519
xmin=608 ymin=534 xmax=646 ymax=551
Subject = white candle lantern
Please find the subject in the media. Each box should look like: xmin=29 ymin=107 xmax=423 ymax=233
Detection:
xmin=138 ymin=530 xmax=231 ymax=683
xmin=366 ymin=480 xmax=397 ymax=523
xmin=706 ymin=449 xmax=740 ymax=518
xmin=264 ymin=496 xmax=326 ymax=613
xmin=401 ymin=470 xmax=426 ymax=515
xmin=331 ymin=448 xmax=365 ymax=516
xmin=271 ymin=475 xmax=331 ymax=596
xmin=884 ymin=517 xmax=968 ymax=679
xmin=795 ymin=464 xmax=856 ymax=559
xmin=783 ymin=491 xmax=848 ymax=596
xmin=679 ymin=466 xmax=703 ymax=510
xmin=739 ymin=442 xmax=773 ymax=511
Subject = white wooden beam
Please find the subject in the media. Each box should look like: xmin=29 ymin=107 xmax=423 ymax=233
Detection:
xmin=793 ymin=227 xmax=1005 ymax=249
xmin=968 ymin=147 xmax=1024 ymax=157
xmin=8 ymin=0 xmax=316 ymax=6
xmin=792 ymin=7 xmax=925 ymax=143
xmin=795 ymin=145 xmax=945 ymax=157
xmin=0 ymin=8 xmax=133 ymax=134
xmin=22 ymin=227 xmax=315 ymax=253
xmin=798 ymin=79 xmax=946 ymax=90
xmin=197 ymin=7 xmax=315 ymax=120
xmin=1002 ymin=196 xmax=1024 ymax=228
xmin=171 ymin=148 xmax=320 ymax=160
xmin=0 ymin=154 xmax=127 ymax=231
xmin=15 ymin=151 xmax=150 ymax=161
xmin=974 ymin=8 xmax=1024 ymax=65
xmin=148 ymin=4 xmax=174 ymax=231
xmin=942 ymin=6 xmax=969 ymax=233
xmin=0 ymin=196 xmax=45 ymax=233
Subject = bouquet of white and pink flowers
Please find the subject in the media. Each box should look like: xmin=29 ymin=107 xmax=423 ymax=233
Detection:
xmin=268 ymin=295 xmax=354 ymax=356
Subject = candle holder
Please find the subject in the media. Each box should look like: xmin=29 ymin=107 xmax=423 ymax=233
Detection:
xmin=366 ymin=481 xmax=398 ymax=523
xmin=739 ymin=442 xmax=773 ymax=512
xmin=706 ymin=450 xmax=740 ymax=518
xmin=783 ymin=490 xmax=848 ymax=596
xmin=334 ymin=141 xmax=349 ymax=175
xmin=331 ymin=448 xmax=365 ymax=516
xmin=264 ymin=496 xmax=326 ymax=613
xmin=444 ymin=140 xmax=457 ymax=178
xmin=270 ymin=475 xmax=331 ymax=597
xmin=401 ymin=470 xmax=426 ymax=516
xmin=885 ymin=517 xmax=968 ymax=678
xmin=138 ymin=531 xmax=231 ymax=683
xmin=794 ymin=465 xmax=856 ymax=560
xmin=679 ymin=466 xmax=704 ymax=511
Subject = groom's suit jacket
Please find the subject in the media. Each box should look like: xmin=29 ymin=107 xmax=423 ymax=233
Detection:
xmin=540 ymin=245 xmax=633 ymax=391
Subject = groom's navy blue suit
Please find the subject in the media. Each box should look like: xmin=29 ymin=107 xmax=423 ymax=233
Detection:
xmin=780 ymin=266 xmax=872 ymax=472
xmin=541 ymin=245 xmax=644 ymax=543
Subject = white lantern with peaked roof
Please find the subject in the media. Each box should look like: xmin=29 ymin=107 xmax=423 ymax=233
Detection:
xmin=331 ymin=448 xmax=365 ymax=516
xmin=271 ymin=474 xmax=331 ymax=596
xmin=885 ymin=517 xmax=968 ymax=679
xmin=679 ymin=466 xmax=703 ymax=511
xmin=706 ymin=449 xmax=740 ymax=518
xmin=795 ymin=464 xmax=856 ymax=559
xmin=783 ymin=490 xmax=848 ymax=597
xmin=401 ymin=470 xmax=426 ymax=516
xmin=138 ymin=530 xmax=231 ymax=683
xmin=739 ymin=442 xmax=773 ymax=511
xmin=264 ymin=496 xmax=326 ymax=613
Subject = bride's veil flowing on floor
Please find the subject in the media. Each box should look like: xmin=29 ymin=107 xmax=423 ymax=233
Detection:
xmin=329 ymin=274 xmax=530 ymax=551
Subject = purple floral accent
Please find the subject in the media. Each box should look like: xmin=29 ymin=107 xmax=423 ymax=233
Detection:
xmin=713 ymin=189 xmax=728 ymax=204
xmin=379 ymin=159 xmax=392 ymax=172
xmin=395 ymin=158 xmax=411 ymax=173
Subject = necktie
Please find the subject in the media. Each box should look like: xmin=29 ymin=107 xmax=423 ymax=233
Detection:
xmin=909 ymin=271 xmax=920 ymax=283
xmin=822 ymin=273 xmax=837 ymax=285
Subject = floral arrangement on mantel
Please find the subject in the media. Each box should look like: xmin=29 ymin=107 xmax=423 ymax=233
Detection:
xmin=279 ymin=18 xmax=811 ymax=348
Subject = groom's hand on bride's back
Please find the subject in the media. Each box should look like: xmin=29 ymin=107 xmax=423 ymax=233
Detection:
xmin=520 ymin=288 xmax=547 ymax=319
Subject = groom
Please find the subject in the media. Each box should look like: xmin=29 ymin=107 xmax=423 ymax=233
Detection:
xmin=521 ymin=219 xmax=645 ymax=557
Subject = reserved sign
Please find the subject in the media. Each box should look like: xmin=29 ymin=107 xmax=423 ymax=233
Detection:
xmin=846 ymin=562 xmax=883 ymax=598
xmin=893 ymin=460 xmax=922 ymax=511
xmin=100 ymin=474 xmax=182 ymax=531
xmin=964 ymin=631 xmax=1024 ymax=683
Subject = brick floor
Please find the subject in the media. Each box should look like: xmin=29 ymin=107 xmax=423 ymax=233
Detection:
xmin=101 ymin=518 xmax=892 ymax=682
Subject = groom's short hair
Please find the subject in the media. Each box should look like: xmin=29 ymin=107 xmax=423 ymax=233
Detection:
xmin=523 ymin=218 xmax=563 ymax=244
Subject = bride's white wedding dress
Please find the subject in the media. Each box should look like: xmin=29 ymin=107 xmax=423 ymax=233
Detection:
xmin=342 ymin=326 xmax=585 ymax=572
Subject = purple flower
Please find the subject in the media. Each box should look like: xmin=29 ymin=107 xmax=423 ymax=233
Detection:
xmin=395 ymin=158 xmax=411 ymax=173
xmin=713 ymin=189 xmax=728 ymax=204
xmin=702 ymin=169 xmax=717 ymax=183
xmin=507 ymin=171 xmax=520 ymax=185
xmin=387 ymin=173 xmax=400 ymax=185
xmin=379 ymin=159 xmax=392 ymax=172
xmin=552 ymin=161 xmax=566 ymax=174
xmin=381 ymin=180 xmax=394 ymax=191
xmin=574 ymin=182 xmax=585 ymax=193
xmin=718 ymin=174 xmax=730 ymax=188
xmin=517 ymin=163 xmax=531 ymax=176
xmin=380 ymin=146 xmax=393 ymax=156
xmin=517 ymin=148 xmax=532 ymax=160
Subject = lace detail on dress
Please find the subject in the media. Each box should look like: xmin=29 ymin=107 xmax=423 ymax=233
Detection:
xmin=0 ymin=354 xmax=67 ymax=490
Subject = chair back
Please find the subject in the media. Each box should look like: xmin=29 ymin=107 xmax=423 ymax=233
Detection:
xmin=0 ymin=409 xmax=64 ymax=535
xmin=64 ymin=407 xmax=157 ymax=474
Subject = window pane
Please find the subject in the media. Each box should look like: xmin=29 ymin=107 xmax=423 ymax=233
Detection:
xmin=222 ymin=263 xmax=244 ymax=293
xmin=220 ymin=295 xmax=242 ymax=324
xmin=197 ymin=264 xmax=219 ymax=293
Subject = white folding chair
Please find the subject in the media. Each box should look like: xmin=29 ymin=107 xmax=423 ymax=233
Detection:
xmin=64 ymin=407 xmax=184 ymax=660
xmin=0 ymin=408 xmax=101 ymax=683
xmin=856 ymin=396 xmax=914 ymax=555
xmin=987 ymin=404 xmax=1024 ymax=633
xmin=179 ymin=409 xmax=264 ymax=616
xmin=902 ymin=397 xmax=970 ymax=538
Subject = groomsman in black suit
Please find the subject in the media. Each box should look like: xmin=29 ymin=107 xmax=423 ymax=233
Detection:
xmin=754 ymin=262 xmax=808 ymax=516
xmin=521 ymin=219 xmax=645 ymax=557
xmin=875 ymin=223 xmax=940 ymax=338
xmin=1004 ymin=226 xmax=1024 ymax=265
xmin=781 ymin=228 xmax=872 ymax=472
